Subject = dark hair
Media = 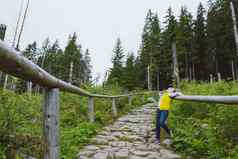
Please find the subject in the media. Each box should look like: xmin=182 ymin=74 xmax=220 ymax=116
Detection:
xmin=168 ymin=84 xmax=173 ymax=88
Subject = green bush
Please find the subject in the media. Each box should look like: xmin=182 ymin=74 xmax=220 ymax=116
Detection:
xmin=170 ymin=81 xmax=238 ymax=159
xmin=0 ymin=86 xmax=148 ymax=158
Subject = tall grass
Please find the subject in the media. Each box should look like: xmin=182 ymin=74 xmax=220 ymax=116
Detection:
xmin=170 ymin=81 xmax=238 ymax=159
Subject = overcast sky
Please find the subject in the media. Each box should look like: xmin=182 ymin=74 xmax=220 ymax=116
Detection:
xmin=1 ymin=0 xmax=207 ymax=83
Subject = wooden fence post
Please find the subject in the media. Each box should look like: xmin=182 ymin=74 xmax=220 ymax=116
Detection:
xmin=112 ymin=98 xmax=117 ymax=117
xmin=43 ymin=88 xmax=60 ymax=159
xmin=88 ymin=97 xmax=95 ymax=123
xmin=128 ymin=96 xmax=132 ymax=106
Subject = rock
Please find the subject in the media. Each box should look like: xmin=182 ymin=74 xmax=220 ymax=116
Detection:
xmin=77 ymin=103 xmax=181 ymax=159
xmin=93 ymin=151 xmax=109 ymax=159
xmin=110 ymin=141 xmax=129 ymax=147
xmin=129 ymin=155 xmax=146 ymax=159
xmin=132 ymin=150 xmax=150 ymax=157
xmin=91 ymin=138 xmax=109 ymax=145
xmin=78 ymin=156 xmax=90 ymax=159
xmin=160 ymin=149 xmax=181 ymax=159
xmin=77 ymin=150 xmax=95 ymax=158
xmin=162 ymin=139 xmax=173 ymax=147
xmin=147 ymin=151 xmax=162 ymax=159
xmin=84 ymin=145 xmax=100 ymax=151
xmin=114 ymin=149 xmax=129 ymax=159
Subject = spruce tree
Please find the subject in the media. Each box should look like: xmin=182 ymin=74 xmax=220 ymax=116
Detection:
xmin=193 ymin=3 xmax=208 ymax=80
xmin=107 ymin=38 xmax=125 ymax=86
xmin=177 ymin=6 xmax=194 ymax=80
xmin=123 ymin=53 xmax=136 ymax=91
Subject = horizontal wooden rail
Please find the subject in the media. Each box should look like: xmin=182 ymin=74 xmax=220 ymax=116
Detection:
xmin=175 ymin=95 xmax=238 ymax=104
xmin=0 ymin=40 xmax=156 ymax=98
xmin=0 ymin=40 xmax=158 ymax=159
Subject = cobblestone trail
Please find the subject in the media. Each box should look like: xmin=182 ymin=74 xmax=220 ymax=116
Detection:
xmin=77 ymin=103 xmax=181 ymax=159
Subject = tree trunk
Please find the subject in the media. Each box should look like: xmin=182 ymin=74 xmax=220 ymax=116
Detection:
xmin=232 ymin=60 xmax=236 ymax=81
xmin=0 ymin=24 xmax=7 ymax=87
xmin=69 ymin=61 xmax=74 ymax=84
xmin=16 ymin=0 xmax=30 ymax=50
xmin=192 ymin=64 xmax=195 ymax=81
xmin=172 ymin=43 xmax=180 ymax=88
xmin=157 ymin=69 xmax=160 ymax=91
xmin=210 ymin=74 xmax=213 ymax=84
xmin=230 ymin=1 xmax=238 ymax=57
xmin=185 ymin=52 xmax=189 ymax=80
xmin=3 ymin=74 xmax=8 ymax=89
xmin=147 ymin=65 xmax=152 ymax=90
xmin=217 ymin=72 xmax=222 ymax=81
xmin=27 ymin=81 xmax=32 ymax=93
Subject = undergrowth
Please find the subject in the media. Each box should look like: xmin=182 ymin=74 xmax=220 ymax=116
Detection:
xmin=0 ymin=85 xmax=150 ymax=159
xmin=170 ymin=81 xmax=238 ymax=159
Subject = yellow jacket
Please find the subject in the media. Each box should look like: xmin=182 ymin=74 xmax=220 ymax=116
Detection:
xmin=159 ymin=92 xmax=174 ymax=110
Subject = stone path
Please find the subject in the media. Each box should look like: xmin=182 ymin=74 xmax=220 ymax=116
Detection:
xmin=77 ymin=103 xmax=181 ymax=159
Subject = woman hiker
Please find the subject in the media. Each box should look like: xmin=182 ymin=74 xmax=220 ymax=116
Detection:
xmin=156 ymin=85 xmax=181 ymax=144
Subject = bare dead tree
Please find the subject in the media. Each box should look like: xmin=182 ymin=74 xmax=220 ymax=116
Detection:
xmin=16 ymin=0 xmax=30 ymax=50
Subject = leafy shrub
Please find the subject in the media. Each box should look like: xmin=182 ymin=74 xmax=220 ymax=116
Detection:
xmin=0 ymin=86 xmax=148 ymax=158
xmin=170 ymin=81 xmax=238 ymax=159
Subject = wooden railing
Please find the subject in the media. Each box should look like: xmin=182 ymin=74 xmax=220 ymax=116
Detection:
xmin=1 ymin=39 xmax=238 ymax=158
xmin=0 ymin=40 xmax=156 ymax=159
xmin=175 ymin=95 xmax=238 ymax=104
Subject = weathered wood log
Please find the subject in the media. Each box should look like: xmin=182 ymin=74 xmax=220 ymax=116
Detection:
xmin=88 ymin=97 xmax=95 ymax=123
xmin=0 ymin=41 xmax=157 ymax=99
xmin=175 ymin=95 xmax=238 ymax=104
xmin=43 ymin=88 xmax=60 ymax=159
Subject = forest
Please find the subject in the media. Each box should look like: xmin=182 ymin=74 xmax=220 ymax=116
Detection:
xmin=0 ymin=0 xmax=238 ymax=158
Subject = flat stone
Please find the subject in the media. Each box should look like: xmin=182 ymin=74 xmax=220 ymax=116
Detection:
xmin=91 ymin=138 xmax=109 ymax=145
xmin=160 ymin=149 xmax=181 ymax=159
xmin=84 ymin=145 xmax=100 ymax=151
xmin=147 ymin=152 xmax=162 ymax=159
xmin=77 ymin=103 xmax=180 ymax=159
xmin=114 ymin=149 xmax=129 ymax=159
xmin=162 ymin=139 xmax=173 ymax=147
xmin=129 ymin=155 xmax=146 ymax=159
xmin=77 ymin=150 xmax=95 ymax=157
xmin=93 ymin=151 xmax=109 ymax=159
xmin=78 ymin=156 xmax=90 ymax=159
xmin=110 ymin=141 xmax=129 ymax=147
xmin=132 ymin=150 xmax=150 ymax=157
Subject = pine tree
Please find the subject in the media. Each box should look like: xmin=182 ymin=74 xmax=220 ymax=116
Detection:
xmin=193 ymin=3 xmax=208 ymax=80
xmin=159 ymin=8 xmax=177 ymax=89
xmin=83 ymin=49 xmax=92 ymax=84
xmin=176 ymin=6 xmax=194 ymax=80
xmin=139 ymin=11 xmax=161 ymax=89
xmin=107 ymin=38 xmax=125 ymax=86
xmin=63 ymin=33 xmax=83 ymax=86
xmin=123 ymin=53 xmax=136 ymax=91
xmin=207 ymin=0 xmax=237 ymax=80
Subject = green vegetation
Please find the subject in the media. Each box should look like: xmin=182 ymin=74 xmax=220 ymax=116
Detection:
xmin=170 ymin=81 xmax=238 ymax=159
xmin=0 ymin=86 xmax=150 ymax=159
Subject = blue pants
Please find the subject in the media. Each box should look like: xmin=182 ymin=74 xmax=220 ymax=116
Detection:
xmin=156 ymin=109 xmax=171 ymax=141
